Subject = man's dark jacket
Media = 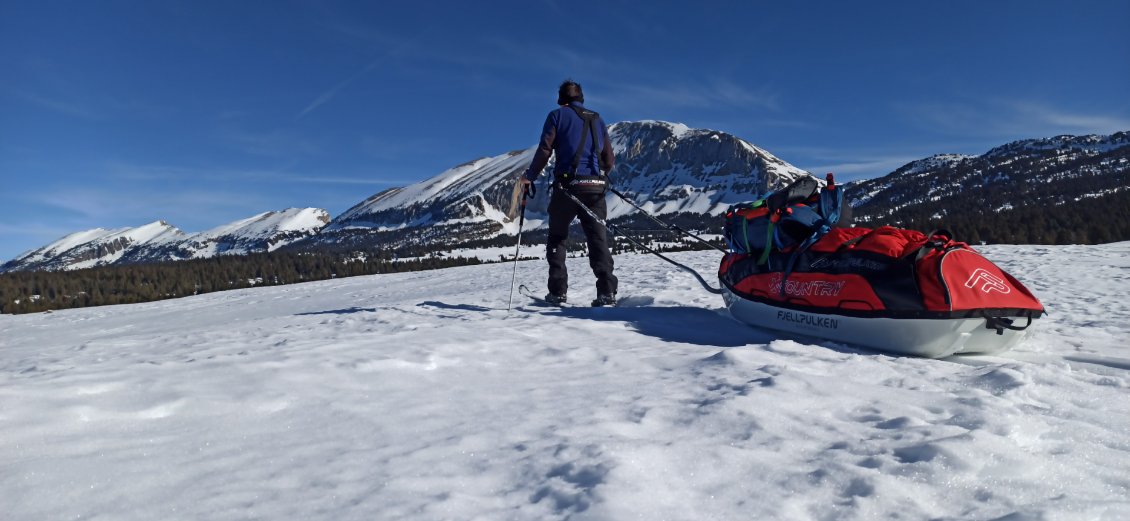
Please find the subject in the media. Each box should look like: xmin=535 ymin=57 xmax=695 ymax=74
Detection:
xmin=524 ymin=102 xmax=615 ymax=181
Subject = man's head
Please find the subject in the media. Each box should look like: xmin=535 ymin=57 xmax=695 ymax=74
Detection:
xmin=557 ymin=80 xmax=584 ymax=105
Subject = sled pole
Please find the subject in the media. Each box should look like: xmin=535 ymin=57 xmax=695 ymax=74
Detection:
xmin=561 ymin=189 xmax=723 ymax=295
xmin=609 ymin=188 xmax=728 ymax=253
xmin=506 ymin=190 xmax=530 ymax=312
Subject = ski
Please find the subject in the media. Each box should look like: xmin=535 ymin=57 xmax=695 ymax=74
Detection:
xmin=518 ymin=285 xmax=635 ymax=308
xmin=517 ymin=285 xmax=568 ymax=307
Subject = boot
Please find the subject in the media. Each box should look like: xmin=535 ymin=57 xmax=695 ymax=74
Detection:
xmin=544 ymin=293 xmax=567 ymax=305
xmin=591 ymin=294 xmax=617 ymax=307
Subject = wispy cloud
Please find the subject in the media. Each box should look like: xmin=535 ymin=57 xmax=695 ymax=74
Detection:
xmin=490 ymin=30 xmax=754 ymax=113
xmin=105 ymin=162 xmax=272 ymax=183
xmin=16 ymin=91 xmax=99 ymax=119
xmin=298 ymin=58 xmax=384 ymax=118
xmin=757 ymin=118 xmax=818 ymax=129
xmin=804 ymin=156 xmax=922 ymax=181
xmin=771 ymin=144 xmax=940 ymax=181
xmin=1 ymin=188 xmax=274 ymax=260
xmin=0 ymin=222 xmax=79 ymax=238
xmin=300 ymin=25 xmax=434 ymax=119
xmin=276 ymin=174 xmax=407 ymax=185
xmin=899 ymin=99 xmax=1130 ymax=139
xmin=359 ymin=135 xmax=443 ymax=162
xmin=12 ymin=86 xmax=177 ymax=121
xmin=105 ymin=161 xmax=405 ymax=186
xmin=1007 ymin=102 xmax=1130 ymax=134
xmin=476 ymin=36 xmax=623 ymax=76
xmin=595 ymin=79 xmax=781 ymax=115
xmin=467 ymin=35 xmax=781 ymax=115
xmin=221 ymin=128 xmax=322 ymax=157
xmin=0 ymin=222 xmax=87 ymax=260
xmin=35 ymin=187 xmax=271 ymax=226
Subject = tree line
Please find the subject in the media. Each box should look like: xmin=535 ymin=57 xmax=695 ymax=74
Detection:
xmin=848 ymin=142 xmax=1130 ymax=244
xmin=851 ymin=181 xmax=1130 ymax=245
xmin=0 ymin=250 xmax=478 ymax=315
xmin=9 ymin=184 xmax=1124 ymax=316
xmin=0 ymin=217 xmax=729 ymax=315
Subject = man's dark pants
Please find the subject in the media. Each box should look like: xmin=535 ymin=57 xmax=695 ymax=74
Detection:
xmin=546 ymin=187 xmax=618 ymax=297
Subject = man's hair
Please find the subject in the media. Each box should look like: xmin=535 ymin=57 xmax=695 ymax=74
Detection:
xmin=557 ymin=80 xmax=584 ymax=105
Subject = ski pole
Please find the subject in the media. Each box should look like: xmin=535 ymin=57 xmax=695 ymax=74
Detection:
xmin=507 ymin=183 xmax=534 ymax=311
xmin=560 ymin=189 xmax=722 ymax=295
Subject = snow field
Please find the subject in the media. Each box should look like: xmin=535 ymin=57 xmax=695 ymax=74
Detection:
xmin=1 ymin=243 xmax=1129 ymax=520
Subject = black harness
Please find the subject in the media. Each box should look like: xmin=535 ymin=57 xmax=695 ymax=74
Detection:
xmin=557 ymin=105 xmax=608 ymax=194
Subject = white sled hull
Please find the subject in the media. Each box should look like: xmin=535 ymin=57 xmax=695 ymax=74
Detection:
xmin=722 ymin=286 xmax=1031 ymax=358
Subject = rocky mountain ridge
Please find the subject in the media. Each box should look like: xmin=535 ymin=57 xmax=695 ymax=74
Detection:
xmin=846 ymin=131 xmax=1130 ymax=243
xmin=2 ymin=208 xmax=330 ymax=272
xmin=6 ymin=127 xmax=1128 ymax=272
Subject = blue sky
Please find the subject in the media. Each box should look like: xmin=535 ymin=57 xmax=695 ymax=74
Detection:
xmin=2 ymin=0 xmax=1128 ymax=261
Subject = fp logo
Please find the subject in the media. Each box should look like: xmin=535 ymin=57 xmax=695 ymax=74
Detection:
xmin=964 ymin=268 xmax=1011 ymax=294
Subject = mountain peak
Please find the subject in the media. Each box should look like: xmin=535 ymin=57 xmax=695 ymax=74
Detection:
xmin=314 ymin=121 xmax=815 ymax=250
xmin=1 ymin=209 xmax=330 ymax=272
xmin=612 ymin=120 xmax=693 ymax=138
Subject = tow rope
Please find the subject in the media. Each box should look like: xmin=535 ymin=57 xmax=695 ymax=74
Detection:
xmin=558 ymin=188 xmax=723 ymax=295
xmin=609 ymin=188 xmax=728 ymax=254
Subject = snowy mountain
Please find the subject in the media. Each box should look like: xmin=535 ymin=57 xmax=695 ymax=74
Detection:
xmin=1 ymin=208 xmax=330 ymax=272
xmin=5 ymin=121 xmax=812 ymax=270
xmin=845 ymin=131 xmax=1130 ymax=243
xmin=11 ymin=127 xmax=1128 ymax=272
xmin=139 ymin=207 xmax=333 ymax=261
xmin=3 ymin=243 xmax=1129 ymax=520
xmin=1 ymin=220 xmax=186 ymax=272
xmin=309 ymin=121 xmax=813 ymax=251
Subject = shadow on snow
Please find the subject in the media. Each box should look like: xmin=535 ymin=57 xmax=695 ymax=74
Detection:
xmin=417 ymin=301 xmax=496 ymax=313
xmin=547 ymin=305 xmax=768 ymax=348
xmin=295 ymin=306 xmax=378 ymax=316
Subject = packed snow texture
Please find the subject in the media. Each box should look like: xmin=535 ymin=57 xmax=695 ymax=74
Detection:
xmin=2 ymin=243 xmax=1129 ymax=520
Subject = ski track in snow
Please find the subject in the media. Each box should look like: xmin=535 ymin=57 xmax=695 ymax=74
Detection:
xmin=2 ymin=243 xmax=1129 ymax=520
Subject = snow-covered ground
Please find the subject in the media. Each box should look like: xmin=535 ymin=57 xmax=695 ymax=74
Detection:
xmin=2 ymin=243 xmax=1128 ymax=520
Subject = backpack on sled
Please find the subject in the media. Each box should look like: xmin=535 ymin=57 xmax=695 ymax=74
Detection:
xmin=723 ymin=174 xmax=845 ymax=263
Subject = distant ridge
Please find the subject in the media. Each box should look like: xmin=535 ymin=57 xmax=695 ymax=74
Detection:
xmin=307 ymin=120 xmax=814 ymax=251
xmin=846 ymin=131 xmax=1130 ymax=244
xmin=7 ymin=127 xmax=1129 ymax=272
xmin=2 ymin=208 xmax=330 ymax=272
